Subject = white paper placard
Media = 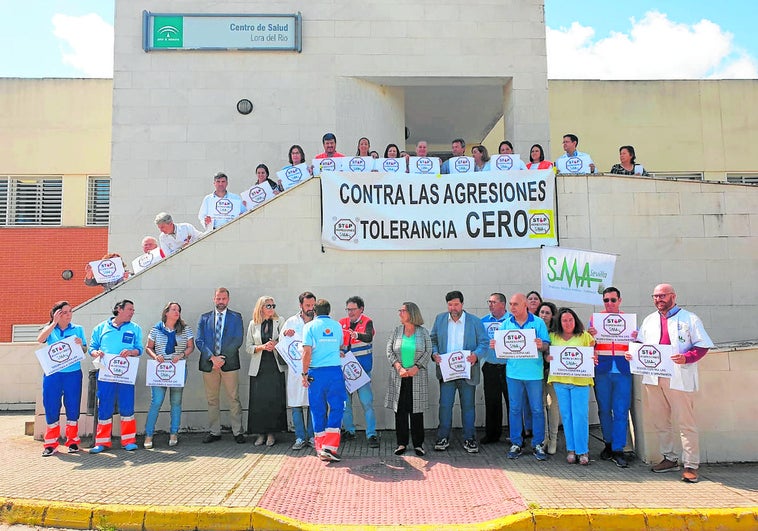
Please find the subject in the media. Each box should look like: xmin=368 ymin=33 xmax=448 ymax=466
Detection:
xmin=493 ymin=328 xmax=539 ymax=359
xmin=145 ymin=359 xmax=186 ymax=387
xmin=344 ymin=156 xmax=375 ymax=173
xmin=628 ymin=343 xmax=676 ymax=378
xmin=243 ymin=180 xmax=276 ymax=210
xmin=97 ymin=353 xmax=140 ymax=385
xmin=592 ymin=313 xmax=637 ymax=344
xmin=276 ymin=163 xmax=312 ymax=190
xmin=438 ymin=350 xmax=472 ymax=382
xmin=132 ymin=248 xmax=163 ymax=275
xmin=35 ymin=336 xmax=85 ymax=376
xmin=89 ymin=258 xmax=125 ymax=284
xmin=447 ymin=156 xmax=475 ymax=174
xmin=375 ymin=158 xmax=406 ymax=173
xmin=275 ymin=334 xmax=304 ymax=375
xmin=407 ymin=156 xmax=440 ymax=175
xmin=312 ymin=157 xmax=343 ymax=176
xmin=484 ymin=320 xmax=502 ymax=341
xmin=209 ymin=194 xmax=241 ymax=226
xmin=556 ymin=154 xmax=594 ymax=174
xmin=340 ymin=351 xmax=371 ymax=394
xmin=549 ymin=346 xmax=595 ymax=378
xmin=491 ymin=154 xmax=524 ymax=171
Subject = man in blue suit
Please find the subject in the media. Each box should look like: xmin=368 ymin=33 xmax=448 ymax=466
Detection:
xmin=196 ymin=287 xmax=246 ymax=444
xmin=431 ymin=290 xmax=489 ymax=453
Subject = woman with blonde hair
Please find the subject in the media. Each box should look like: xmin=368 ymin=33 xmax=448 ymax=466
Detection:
xmin=245 ymin=296 xmax=287 ymax=446
xmin=385 ymin=301 xmax=432 ymax=456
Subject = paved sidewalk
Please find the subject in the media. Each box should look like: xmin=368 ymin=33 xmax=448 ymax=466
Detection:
xmin=0 ymin=413 xmax=756 ymax=530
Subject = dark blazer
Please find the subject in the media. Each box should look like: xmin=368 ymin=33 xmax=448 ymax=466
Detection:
xmin=196 ymin=309 xmax=244 ymax=372
xmin=430 ymin=310 xmax=489 ymax=386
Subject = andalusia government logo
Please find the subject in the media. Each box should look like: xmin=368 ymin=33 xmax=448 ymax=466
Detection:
xmin=153 ymin=16 xmax=183 ymax=48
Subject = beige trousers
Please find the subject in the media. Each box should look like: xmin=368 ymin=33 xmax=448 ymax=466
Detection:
xmin=202 ymin=369 xmax=243 ymax=436
xmin=645 ymin=377 xmax=699 ymax=469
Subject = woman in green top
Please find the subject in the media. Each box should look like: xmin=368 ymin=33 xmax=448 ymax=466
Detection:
xmin=548 ymin=307 xmax=596 ymax=465
xmin=385 ymin=302 xmax=432 ymax=456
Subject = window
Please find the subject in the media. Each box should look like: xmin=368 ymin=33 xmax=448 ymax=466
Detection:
xmin=12 ymin=324 xmax=43 ymax=342
xmin=0 ymin=176 xmax=63 ymax=226
xmin=649 ymin=172 xmax=703 ymax=181
xmin=87 ymin=176 xmax=110 ymax=226
xmin=726 ymin=173 xmax=758 ymax=185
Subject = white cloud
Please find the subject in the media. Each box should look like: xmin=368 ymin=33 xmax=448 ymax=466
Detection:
xmin=547 ymin=11 xmax=758 ymax=80
xmin=52 ymin=13 xmax=114 ymax=77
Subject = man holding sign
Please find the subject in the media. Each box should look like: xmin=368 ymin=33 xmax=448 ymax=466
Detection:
xmin=494 ymin=293 xmax=550 ymax=461
xmin=431 ymin=291 xmax=488 ymax=454
xmin=634 ymin=284 xmax=713 ymax=483
xmin=36 ymin=301 xmax=87 ymax=457
xmin=198 ymin=171 xmax=246 ymax=230
xmin=587 ymin=287 xmax=634 ymax=468
xmin=89 ymin=299 xmax=143 ymax=454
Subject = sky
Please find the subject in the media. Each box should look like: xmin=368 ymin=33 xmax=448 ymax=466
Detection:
xmin=0 ymin=0 xmax=756 ymax=79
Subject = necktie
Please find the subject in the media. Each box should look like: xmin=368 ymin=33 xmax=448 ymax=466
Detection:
xmin=214 ymin=312 xmax=223 ymax=355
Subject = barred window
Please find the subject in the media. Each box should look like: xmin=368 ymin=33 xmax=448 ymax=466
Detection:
xmin=87 ymin=176 xmax=110 ymax=226
xmin=12 ymin=324 xmax=44 ymax=343
xmin=726 ymin=173 xmax=758 ymax=185
xmin=649 ymin=172 xmax=703 ymax=181
xmin=0 ymin=176 xmax=62 ymax=226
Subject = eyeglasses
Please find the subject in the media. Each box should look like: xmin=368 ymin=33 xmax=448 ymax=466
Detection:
xmin=486 ymin=300 xmax=501 ymax=305
xmin=264 ymin=304 xmax=276 ymax=309
xmin=345 ymin=307 xmax=360 ymax=312
xmin=603 ymin=298 xmax=618 ymax=303
xmin=398 ymin=308 xmax=407 ymax=313
xmin=652 ymin=293 xmax=673 ymax=300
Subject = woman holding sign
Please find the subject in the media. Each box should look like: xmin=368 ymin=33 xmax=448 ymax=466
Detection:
xmin=283 ymin=144 xmax=314 ymax=177
xmin=547 ymin=308 xmax=596 ymax=465
xmin=36 ymin=301 xmax=87 ymax=457
xmin=254 ymin=164 xmax=283 ymax=194
xmin=385 ymin=302 xmax=432 ymax=456
xmin=143 ymin=302 xmax=195 ymax=449
xmin=245 ymin=296 xmax=287 ymax=447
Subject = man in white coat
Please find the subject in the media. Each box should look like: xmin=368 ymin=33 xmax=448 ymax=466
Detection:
xmin=634 ymin=284 xmax=714 ymax=484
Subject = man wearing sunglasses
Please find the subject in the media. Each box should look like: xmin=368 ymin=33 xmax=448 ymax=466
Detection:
xmin=633 ymin=284 xmax=713 ymax=484
xmin=588 ymin=287 xmax=632 ymax=468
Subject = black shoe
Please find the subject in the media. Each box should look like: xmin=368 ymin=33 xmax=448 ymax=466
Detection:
xmin=611 ymin=452 xmax=629 ymax=468
xmin=42 ymin=447 xmax=54 ymax=457
xmin=480 ymin=436 xmax=499 ymax=445
xmin=394 ymin=445 xmax=406 ymax=456
xmin=414 ymin=445 xmax=426 ymax=456
xmin=600 ymin=442 xmax=613 ymax=460
xmin=367 ymin=435 xmax=380 ymax=448
xmin=234 ymin=434 xmax=246 ymax=444
xmin=320 ymin=448 xmax=341 ymax=462
xmin=68 ymin=444 xmax=80 ymax=453
xmin=342 ymin=430 xmax=356 ymax=441
xmin=203 ymin=433 xmax=221 ymax=444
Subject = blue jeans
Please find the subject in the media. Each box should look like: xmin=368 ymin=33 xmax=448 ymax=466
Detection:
xmin=292 ymin=406 xmax=313 ymax=441
xmin=342 ymin=372 xmax=377 ymax=437
xmin=144 ymin=386 xmax=184 ymax=436
xmin=594 ymin=371 xmax=632 ymax=451
xmin=437 ymin=379 xmax=476 ymax=440
xmin=506 ymin=377 xmax=544 ymax=447
xmin=553 ymin=383 xmax=590 ymax=454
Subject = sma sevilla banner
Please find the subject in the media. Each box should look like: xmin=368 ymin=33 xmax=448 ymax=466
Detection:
xmin=540 ymin=247 xmax=617 ymax=305
xmin=320 ymin=170 xmax=556 ymax=250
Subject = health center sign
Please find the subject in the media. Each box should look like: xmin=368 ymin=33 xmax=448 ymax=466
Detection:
xmin=142 ymin=12 xmax=302 ymax=52
xmin=321 ymin=170 xmax=557 ymax=250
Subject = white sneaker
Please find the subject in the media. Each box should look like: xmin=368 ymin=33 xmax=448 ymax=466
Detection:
xmin=291 ymin=438 xmax=306 ymax=450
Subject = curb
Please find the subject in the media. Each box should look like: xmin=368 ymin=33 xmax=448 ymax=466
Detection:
xmin=2 ymin=498 xmax=757 ymax=530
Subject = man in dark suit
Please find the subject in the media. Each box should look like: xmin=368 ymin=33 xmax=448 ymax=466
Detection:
xmin=431 ymin=290 xmax=488 ymax=454
xmin=196 ymin=287 xmax=245 ymax=443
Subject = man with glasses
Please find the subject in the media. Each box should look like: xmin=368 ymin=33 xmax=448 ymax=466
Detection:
xmin=588 ymin=287 xmax=632 ymax=468
xmin=480 ymin=293 xmax=510 ymax=444
xmin=440 ymin=138 xmax=466 ymax=174
xmin=339 ymin=296 xmax=379 ymax=448
xmin=634 ymin=284 xmax=713 ymax=483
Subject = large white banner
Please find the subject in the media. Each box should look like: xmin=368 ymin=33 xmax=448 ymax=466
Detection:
xmin=321 ymin=170 xmax=556 ymax=250
xmin=540 ymin=247 xmax=616 ymax=305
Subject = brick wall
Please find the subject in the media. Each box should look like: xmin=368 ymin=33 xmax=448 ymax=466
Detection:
xmin=0 ymin=227 xmax=108 ymax=341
